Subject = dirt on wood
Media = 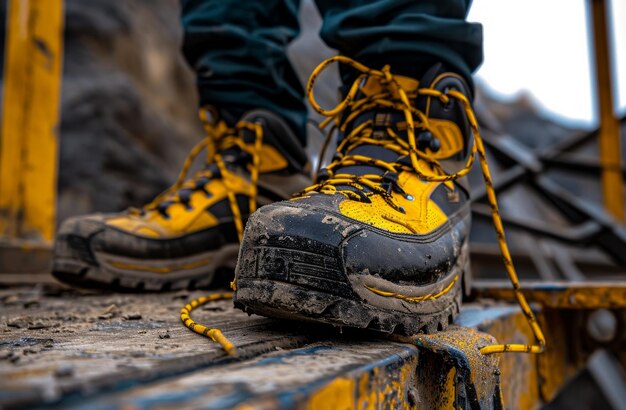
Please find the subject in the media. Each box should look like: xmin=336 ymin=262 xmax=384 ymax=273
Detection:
xmin=0 ymin=279 xmax=320 ymax=408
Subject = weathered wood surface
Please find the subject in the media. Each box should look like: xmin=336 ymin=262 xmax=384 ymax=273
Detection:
xmin=0 ymin=282 xmax=325 ymax=408
xmin=0 ymin=278 xmax=537 ymax=410
xmin=58 ymin=341 xmax=420 ymax=410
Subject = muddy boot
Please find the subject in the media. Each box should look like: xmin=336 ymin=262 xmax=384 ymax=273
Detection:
xmin=53 ymin=109 xmax=311 ymax=291
xmin=234 ymin=58 xmax=474 ymax=335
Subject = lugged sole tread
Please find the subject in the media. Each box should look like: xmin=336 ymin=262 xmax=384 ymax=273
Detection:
xmin=51 ymin=231 xmax=241 ymax=291
xmin=234 ymin=278 xmax=462 ymax=336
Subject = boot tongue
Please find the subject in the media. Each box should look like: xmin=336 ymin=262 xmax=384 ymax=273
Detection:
xmin=319 ymin=64 xmax=468 ymax=196
xmin=359 ymin=74 xmax=420 ymax=99
xmin=203 ymin=118 xmax=254 ymax=175
xmin=332 ymin=74 xmax=421 ymax=180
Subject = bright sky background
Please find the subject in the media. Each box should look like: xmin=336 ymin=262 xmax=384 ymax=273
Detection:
xmin=468 ymin=0 xmax=626 ymax=127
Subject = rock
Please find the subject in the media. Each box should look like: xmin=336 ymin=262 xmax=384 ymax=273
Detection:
xmin=101 ymin=304 xmax=119 ymax=315
xmin=129 ymin=351 xmax=146 ymax=358
xmin=23 ymin=300 xmax=40 ymax=309
xmin=98 ymin=304 xmax=120 ymax=319
xmin=7 ymin=318 xmax=29 ymax=329
xmin=28 ymin=321 xmax=51 ymax=330
xmin=123 ymin=313 xmax=142 ymax=320
xmin=57 ymin=0 xmax=201 ymax=222
xmin=54 ymin=364 xmax=74 ymax=378
xmin=158 ymin=331 xmax=170 ymax=340
xmin=201 ymin=306 xmax=226 ymax=312
xmin=0 ymin=351 xmax=14 ymax=360
xmin=172 ymin=291 xmax=190 ymax=300
xmin=2 ymin=295 xmax=19 ymax=305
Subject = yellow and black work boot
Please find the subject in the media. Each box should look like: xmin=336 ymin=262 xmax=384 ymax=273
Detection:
xmin=233 ymin=59 xmax=474 ymax=334
xmin=52 ymin=109 xmax=311 ymax=291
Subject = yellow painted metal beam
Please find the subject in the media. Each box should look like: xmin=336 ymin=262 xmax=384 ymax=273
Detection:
xmin=0 ymin=0 xmax=64 ymax=241
xmin=590 ymin=0 xmax=624 ymax=221
xmin=474 ymin=281 xmax=626 ymax=309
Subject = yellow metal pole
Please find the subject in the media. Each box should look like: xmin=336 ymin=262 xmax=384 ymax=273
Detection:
xmin=590 ymin=0 xmax=624 ymax=221
xmin=0 ymin=0 xmax=64 ymax=241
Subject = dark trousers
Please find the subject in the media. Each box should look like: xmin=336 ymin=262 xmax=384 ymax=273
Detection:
xmin=181 ymin=0 xmax=483 ymax=144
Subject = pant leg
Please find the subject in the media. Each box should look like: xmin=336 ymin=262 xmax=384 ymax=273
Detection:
xmin=314 ymin=0 xmax=483 ymax=90
xmin=181 ymin=0 xmax=307 ymax=143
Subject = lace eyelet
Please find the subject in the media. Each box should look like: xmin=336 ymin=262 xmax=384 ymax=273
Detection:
xmin=443 ymin=87 xmax=455 ymax=111
xmin=429 ymin=138 xmax=441 ymax=153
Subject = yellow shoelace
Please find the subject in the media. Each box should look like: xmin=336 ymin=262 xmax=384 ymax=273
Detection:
xmin=183 ymin=56 xmax=546 ymax=357
xmin=133 ymin=108 xmax=263 ymax=244
xmin=171 ymin=108 xmax=262 ymax=354
xmin=305 ymin=56 xmax=545 ymax=355
xmin=303 ymin=63 xmax=474 ymax=209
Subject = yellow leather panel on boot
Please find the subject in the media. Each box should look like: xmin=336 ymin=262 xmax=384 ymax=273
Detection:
xmin=339 ymin=173 xmax=448 ymax=234
xmin=361 ymin=74 xmax=420 ymax=98
xmin=394 ymin=119 xmax=464 ymax=160
xmin=257 ymin=144 xmax=289 ymax=173
xmin=427 ymin=119 xmax=464 ymax=159
xmin=106 ymin=170 xmax=251 ymax=238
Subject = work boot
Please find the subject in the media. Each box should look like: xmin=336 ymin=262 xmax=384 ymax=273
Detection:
xmin=52 ymin=109 xmax=311 ymax=291
xmin=234 ymin=58 xmax=474 ymax=334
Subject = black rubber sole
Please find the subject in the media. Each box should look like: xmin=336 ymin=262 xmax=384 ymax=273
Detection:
xmin=234 ymin=234 xmax=469 ymax=335
xmin=234 ymin=274 xmax=463 ymax=336
xmin=52 ymin=243 xmax=239 ymax=292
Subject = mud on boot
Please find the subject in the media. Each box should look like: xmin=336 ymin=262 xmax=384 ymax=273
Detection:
xmin=234 ymin=57 xmax=475 ymax=335
xmin=53 ymin=109 xmax=311 ymax=291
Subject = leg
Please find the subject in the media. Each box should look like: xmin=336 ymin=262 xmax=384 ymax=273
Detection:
xmin=235 ymin=0 xmax=482 ymax=334
xmin=315 ymin=0 xmax=482 ymax=89
xmin=181 ymin=0 xmax=308 ymax=142
xmin=52 ymin=0 xmax=312 ymax=291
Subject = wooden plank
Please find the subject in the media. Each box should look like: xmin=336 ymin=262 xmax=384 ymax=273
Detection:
xmin=16 ymin=305 xmax=540 ymax=410
xmin=57 ymin=340 xmax=420 ymax=410
xmin=0 ymin=285 xmax=321 ymax=408
xmin=0 ymin=0 xmax=64 ymax=241
xmin=1 ymin=280 xmax=582 ymax=409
